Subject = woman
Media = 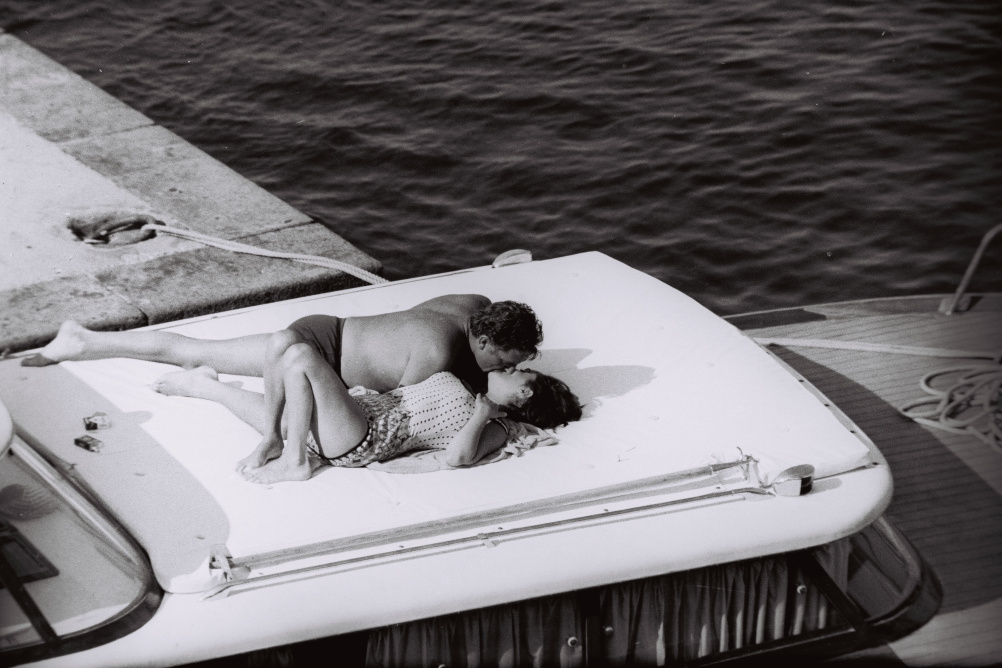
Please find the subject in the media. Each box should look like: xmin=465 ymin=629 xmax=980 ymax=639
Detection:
xmin=153 ymin=340 xmax=582 ymax=484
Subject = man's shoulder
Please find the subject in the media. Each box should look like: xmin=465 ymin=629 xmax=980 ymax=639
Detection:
xmin=413 ymin=294 xmax=490 ymax=315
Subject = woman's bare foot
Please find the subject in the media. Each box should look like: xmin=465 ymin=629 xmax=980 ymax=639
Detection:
xmin=151 ymin=366 xmax=219 ymax=398
xmin=240 ymin=452 xmax=313 ymax=484
xmin=22 ymin=321 xmax=90 ymax=366
xmin=236 ymin=435 xmax=284 ymax=472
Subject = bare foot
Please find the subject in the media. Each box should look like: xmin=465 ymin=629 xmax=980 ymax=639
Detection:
xmin=152 ymin=366 xmax=219 ymax=398
xmin=240 ymin=453 xmax=313 ymax=484
xmin=23 ymin=321 xmax=90 ymax=365
xmin=236 ymin=435 xmax=284 ymax=472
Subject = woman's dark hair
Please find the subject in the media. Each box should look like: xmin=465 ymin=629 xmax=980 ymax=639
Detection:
xmin=506 ymin=371 xmax=583 ymax=430
xmin=469 ymin=301 xmax=542 ymax=356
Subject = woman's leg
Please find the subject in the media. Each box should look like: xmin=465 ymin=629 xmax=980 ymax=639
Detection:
xmin=153 ymin=366 xmax=293 ymax=472
xmin=237 ymin=330 xmax=303 ymax=472
xmin=27 ymin=320 xmax=272 ymax=376
xmin=242 ymin=343 xmax=369 ymax=485
xmin=153 ymin=367 xmax=270 ymax=432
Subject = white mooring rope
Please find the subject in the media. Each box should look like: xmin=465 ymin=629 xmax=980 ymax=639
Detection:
xmin=144 ymin=222 xmax=389 ymax=285
xmin=899 ymin=365 xmax=1002 ymax=452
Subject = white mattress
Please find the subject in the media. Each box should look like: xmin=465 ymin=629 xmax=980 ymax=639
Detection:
xmin=3 ymin=253 xmax=873 ymax=592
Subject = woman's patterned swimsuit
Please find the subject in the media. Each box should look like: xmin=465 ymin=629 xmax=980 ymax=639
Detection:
xmin=310 ymin=372 xmax=485 ymax=468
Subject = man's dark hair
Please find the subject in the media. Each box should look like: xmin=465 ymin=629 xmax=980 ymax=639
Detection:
xmin=506 ymin=371 xmax=583 ymax=430
xmin=469 ymin=301 xmax=543 ymax=355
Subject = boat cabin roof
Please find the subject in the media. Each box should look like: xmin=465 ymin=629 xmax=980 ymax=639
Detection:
xmin=0 ymin=253 xmax=887 ymax=596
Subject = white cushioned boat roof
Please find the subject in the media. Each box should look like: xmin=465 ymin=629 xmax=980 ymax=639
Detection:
xmin=0 ymin=253 xmax=876 ymax=593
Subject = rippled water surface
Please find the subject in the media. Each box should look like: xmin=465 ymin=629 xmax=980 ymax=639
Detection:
xmin=3 ymin=0 xmax=999 ymax=314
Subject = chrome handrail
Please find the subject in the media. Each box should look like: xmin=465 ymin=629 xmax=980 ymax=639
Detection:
xmin=940 ymin=223 xmax=1002 ymax=315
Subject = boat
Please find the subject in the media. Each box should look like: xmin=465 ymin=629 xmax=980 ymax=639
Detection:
xmin=0 ymin=227 xmax=997 ymax=667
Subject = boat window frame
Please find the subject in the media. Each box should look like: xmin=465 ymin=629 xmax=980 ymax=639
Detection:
xmin=0 ymin=435 xmax=163 ymax=666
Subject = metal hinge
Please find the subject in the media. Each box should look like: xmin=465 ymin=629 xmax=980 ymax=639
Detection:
xmin=208 ymin=544 xmax=250 ymax=586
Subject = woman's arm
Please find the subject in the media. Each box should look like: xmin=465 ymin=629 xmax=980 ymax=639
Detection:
xmin=444 ymin=395 xmax=508 ymax=467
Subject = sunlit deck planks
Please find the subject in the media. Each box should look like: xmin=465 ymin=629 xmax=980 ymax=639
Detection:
xmin=730 ymin=295 xmax=1002 ymax=666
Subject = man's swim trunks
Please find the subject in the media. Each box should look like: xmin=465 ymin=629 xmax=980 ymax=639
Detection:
xmin=307 ymin=392 xmax=413 ymax=468
xmin=287 ymin=315 xmax=345 ymax=375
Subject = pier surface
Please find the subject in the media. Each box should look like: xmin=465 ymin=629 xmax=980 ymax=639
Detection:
xmin=0 ymin=31 xmax=381 ymax=354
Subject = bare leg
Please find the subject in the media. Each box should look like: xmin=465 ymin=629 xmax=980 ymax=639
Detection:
xmin=153 ymin=367 xmax=270 ymax=433
xmin=153 ymin=367 xmax=286 ymax=470
xmin=252 ymin=330 xmax=303 ymax=471
xmin=243 ymin=344 xmax=368 ymax=485
xmin=25 ymin=320 xmax=271 ymax=376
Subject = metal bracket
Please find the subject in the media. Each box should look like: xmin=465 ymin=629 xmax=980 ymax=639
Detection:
xmin=208 ymin=544 xmax=250 ymax=586
xmin=67 ymin=212 xmax=160 ymax=246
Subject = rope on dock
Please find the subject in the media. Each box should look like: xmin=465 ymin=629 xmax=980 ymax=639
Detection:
xmin=66 ymin=213 xmax=388 ymax=285
xmin=754 ymin=337 xmax=1001 ymax=452
xmin=145 ymin=223 xmax=389 ymax=285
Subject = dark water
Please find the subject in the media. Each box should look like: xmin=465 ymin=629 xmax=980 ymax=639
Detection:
xmin=3 ymin=0 xmax=1000 ymax=314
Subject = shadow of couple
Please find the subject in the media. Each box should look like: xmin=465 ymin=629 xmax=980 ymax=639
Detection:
xmin=525 ymin=348 xmax=656 ymax=418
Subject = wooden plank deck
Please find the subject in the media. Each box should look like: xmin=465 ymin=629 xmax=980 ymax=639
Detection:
xmin=731 ymin=295 xmax=1002 ymax=666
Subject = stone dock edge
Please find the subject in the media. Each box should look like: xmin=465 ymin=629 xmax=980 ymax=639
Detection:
xmin=0 ymin=30 xmax=383 ymax=354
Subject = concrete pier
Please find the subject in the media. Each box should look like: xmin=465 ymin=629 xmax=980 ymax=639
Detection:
xmin=0 ymin=31 xmax=382 ymax=354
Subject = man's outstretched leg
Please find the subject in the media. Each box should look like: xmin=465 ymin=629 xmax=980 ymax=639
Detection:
xmin=23 ymin=320 xmax=273 ymax=376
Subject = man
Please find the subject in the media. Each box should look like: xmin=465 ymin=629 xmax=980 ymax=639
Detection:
xmin=23 ymin=295 xmax=542 ymax=393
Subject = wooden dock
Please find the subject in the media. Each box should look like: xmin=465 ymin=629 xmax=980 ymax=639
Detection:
xmin=0 ymin=31 xmax=381 ymax=354
xmin=729 ymin=295 xmax=1002 ymax=666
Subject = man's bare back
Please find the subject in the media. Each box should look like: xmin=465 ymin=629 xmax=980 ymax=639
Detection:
xmin=340 ymin=294 xmax=491 ymax=392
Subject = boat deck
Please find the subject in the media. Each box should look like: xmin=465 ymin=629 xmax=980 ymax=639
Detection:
xmin=729 ymin=294 xmax=1002 ymax=666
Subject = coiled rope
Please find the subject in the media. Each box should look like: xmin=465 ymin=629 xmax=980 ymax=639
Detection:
xmin=755 ymin=337 xmax=1002 ymax=452
xmin=899 ymin=365 xmax=1002 ymax=452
